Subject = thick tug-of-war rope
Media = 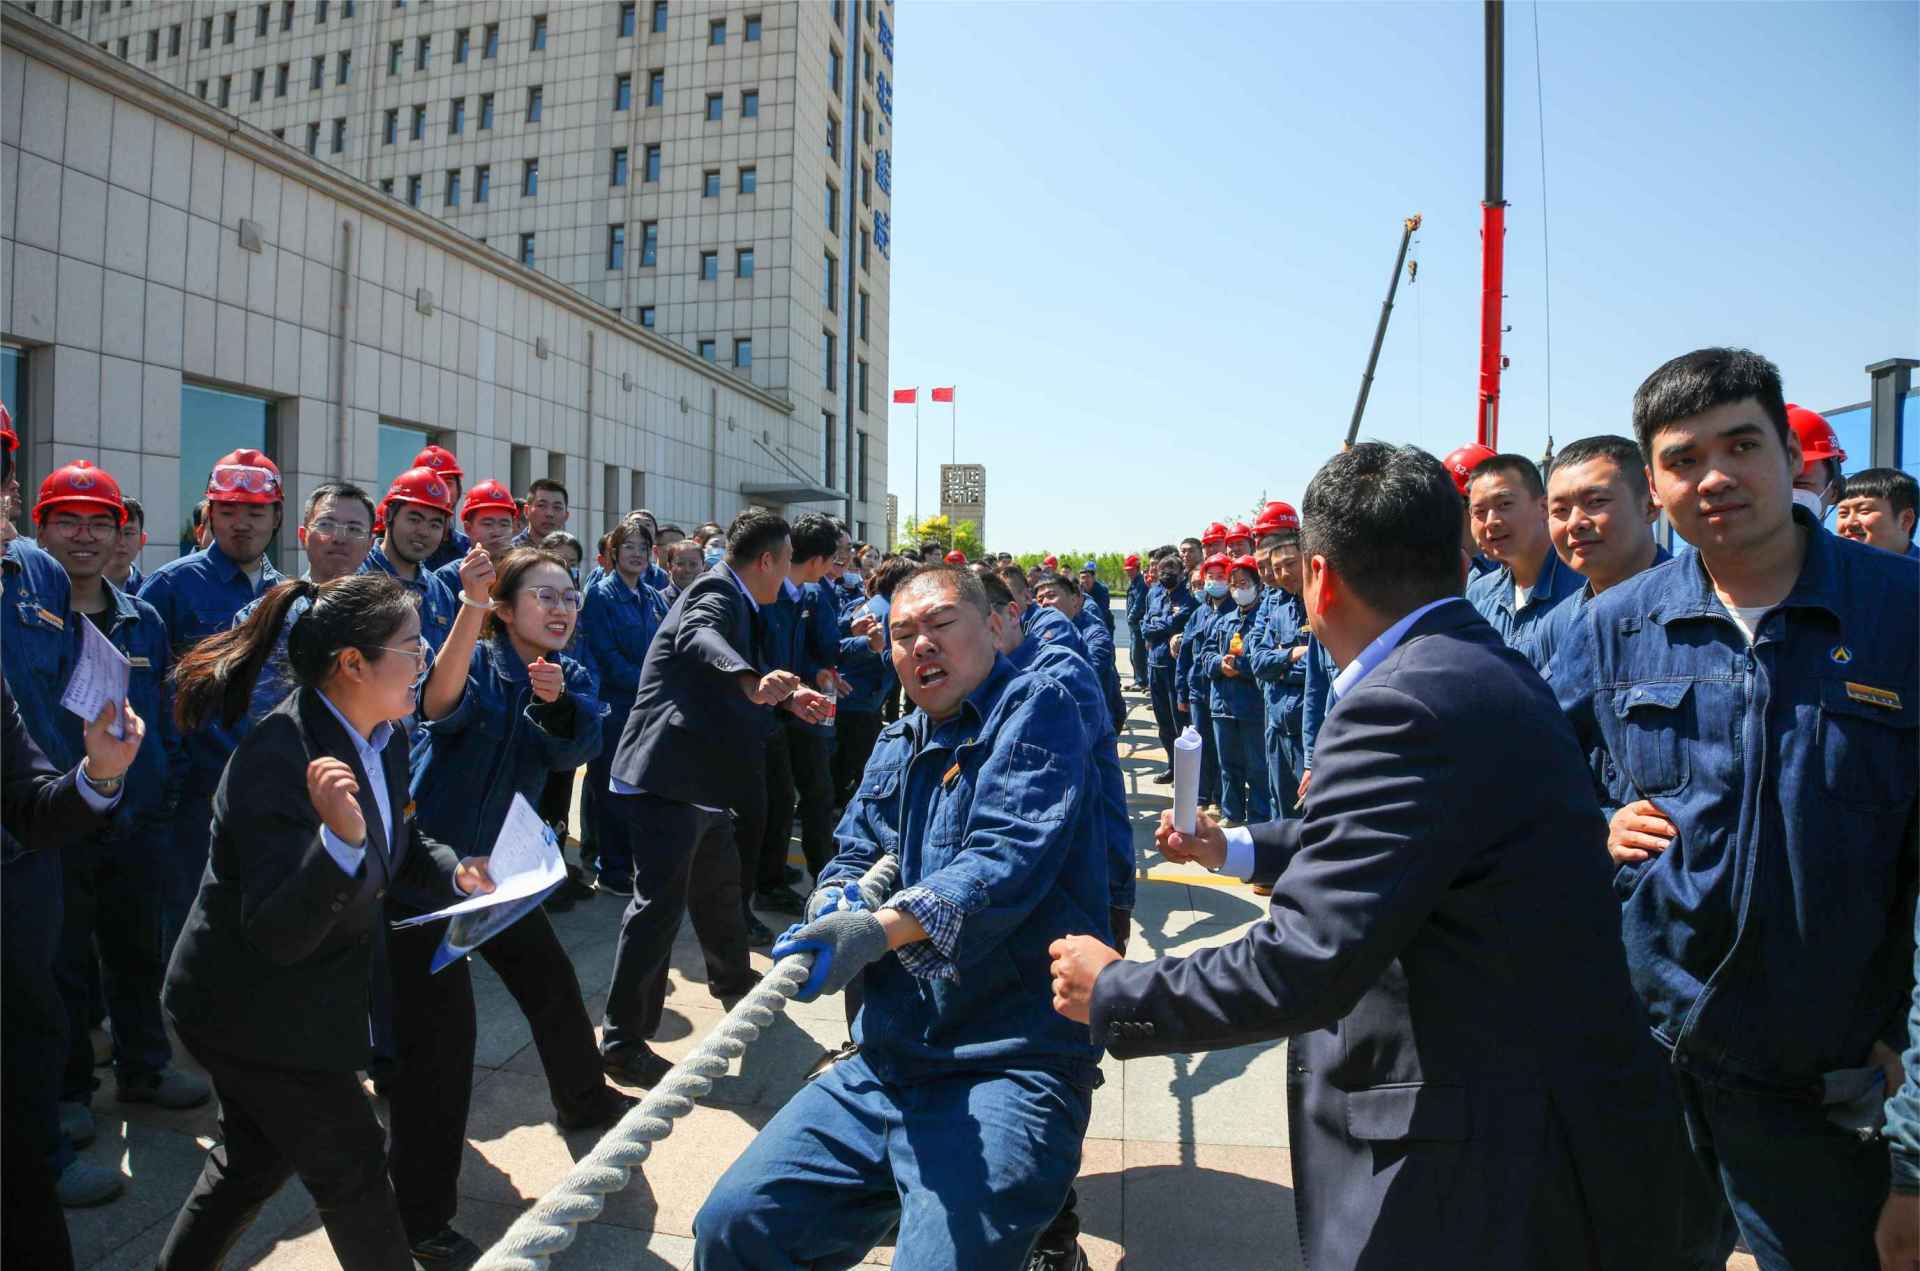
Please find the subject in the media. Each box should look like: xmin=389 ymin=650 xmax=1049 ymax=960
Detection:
xmin=473 ymin=854 xmax=902 ymax=1271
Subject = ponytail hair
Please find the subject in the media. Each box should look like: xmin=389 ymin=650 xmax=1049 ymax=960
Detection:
xmin=172 ymin=573 xmax=416 ymax=732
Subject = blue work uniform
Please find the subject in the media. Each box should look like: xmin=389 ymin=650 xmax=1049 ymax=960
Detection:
xmin=1465 ymin=546 xmax=1584 ymax=663
xmin=363 ymin=546 xmax=460 ymax=656
xmin=1198 ymin=598 xmax=1270 ymax=823
xmin=1083 ymin=578 xmax=1114 ymax=635
xmin=1012 ymin=626 xmax=1134 ymax=916
xmin=835 ymin=595 xmax=893 ymax=713
xmin=1020 ymin=601 xmax=1089 ymax=661
xmin=1124 ymin=573 xmax=1150 ymax=688
xmin=1552 ymin=512 xmax=1918 ymax=1267
xmin=1529 ymin=544 xmax=1673 ymax=678
xmin=1298 ymin=633 xmax=1337 ymax=789
xmin=49 ymin=585 xmax=181 ymax=1106
xmin=1068 ymin=602 xmax=1126 ymax=733
xmin=696 ymin=655 xmax=1103 ymax=1270
xmin=1140 ymin=581 xmax=1197 ymax=764
xmin=2 ymin=539 xmax=77 ymax=764
xmin=420 ymin=523 xmax=472 ymax=574
xmin=579 ymin=570 xmax=667 ymax=881
xmin=1181 ymin=595 xmax=1226 ymax=807
xmin=1247 ymin=586 xmax=1310 ymax=818
xmin=137 ymin=542 xmax=285 ymax=944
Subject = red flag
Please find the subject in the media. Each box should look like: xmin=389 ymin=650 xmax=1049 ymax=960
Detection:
xmin=931 ymin=386 xmax=955 ymax=403
xmin=892 ymin=388 xmax=917 ymax=404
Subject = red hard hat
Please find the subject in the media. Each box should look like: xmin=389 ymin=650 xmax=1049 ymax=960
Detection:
xmin=1231 ymin=554 xmax=1260 ymax=575
xmin=1124 ymin=553 xmax=1140 ymax=568
xmin=1441 ymin=443 xmax=1498 ymax=497
xmin=382 ymin=466 xmax=456 ymax=520
xmin=1201 ymin=522 xmax=1228 ymax=547
xmin=32 ymin=459 xmax=126 ymax=527
xmin=1227 ymin=522 xmax=1253 ymax=544
xmin=411 ymin=444 xmax=464 ymax=480
xmin=460 ymin=478 xmax=518 ymax=522
xmin=206 ymin=448 xmax=282 ymax=504
xmin=1785 ymin=403 xmax=1846 ymax=469
xmin=944 ymin=549 xmax=967 ymax=565
xmin=1 ymin=400 xmax=16 ymax=452
xmin=1042 ymin=554 xmax=1058 ymax=568
xmin=1202 ymin=551 xmax=1232 ymax=575
xmin=1253 ymin=501 xmax=1300 ymax=536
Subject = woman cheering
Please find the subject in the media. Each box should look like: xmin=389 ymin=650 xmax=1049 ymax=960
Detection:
xmin=157 ymin=574 xmax=494 ymax=1271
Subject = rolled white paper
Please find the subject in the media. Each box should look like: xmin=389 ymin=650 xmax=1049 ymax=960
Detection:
xmin=1172 ymin=725 xmax=1203 ymax=835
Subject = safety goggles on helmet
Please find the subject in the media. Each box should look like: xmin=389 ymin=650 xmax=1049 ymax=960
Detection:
xmin=209 ymin=463 xmax=282 ymax=496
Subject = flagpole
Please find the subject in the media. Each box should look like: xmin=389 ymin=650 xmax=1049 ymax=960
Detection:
xmin=951 ymin=395 xmax=957 ymax=464
xmin=914 ymin=398 xmax=921 ymax=528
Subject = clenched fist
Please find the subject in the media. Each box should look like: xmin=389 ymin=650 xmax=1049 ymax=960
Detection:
xmin=307 ymin=757 xmax=367 ymax=846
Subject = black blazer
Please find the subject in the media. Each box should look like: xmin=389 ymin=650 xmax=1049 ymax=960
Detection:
xmin=1091 ymin=602 xmax=1698 ymax=1270
xmin=1 ymin=675 xmax=108 ymax=861
xmin=608 ymin=565 xmax=771 ymax=811
xmin=163 ymin=686 xmax=461 ymax=1072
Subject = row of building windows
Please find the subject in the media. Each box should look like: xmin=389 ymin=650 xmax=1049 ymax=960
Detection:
xmin=84 ymin=1 xmax=359 ymax=63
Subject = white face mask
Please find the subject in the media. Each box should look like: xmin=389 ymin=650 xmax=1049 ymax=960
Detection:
xmin=1204 ymin=579 xmax=1229 ymax=599
xmin=1791 ymin=488 xmax=1829 ymax=521
xmin=1230 ymin=584 xmax=1259 ymax=608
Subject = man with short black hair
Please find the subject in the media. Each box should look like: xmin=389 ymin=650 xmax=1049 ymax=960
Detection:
xmin=1554 ymin=347 xmax=1918 ymax=1267
xmin=1036 ymin=571 xmax=1124 ymax=732
xmin=1464 ymin=454 xmax=1583 ymax=659
xmin=1528 ymin=435 xmax=1670 ymax=674
xmin=364 ymin=468 xmax=460 ymax=655
xmin=106 ymin=496 xmax=147 ymax=591
xmin=513 ymin=478 xmax=569 ymax=545
xmin=1837 ymin=467 xmax=1920 ymax=558
xmin=1054 ymin=442 xmax=1703 ymax=1270
xmin=599 ymin=508 xmax=833 ymax=1087
xmin=696 ymin=565 xmax=1108 ymax=1270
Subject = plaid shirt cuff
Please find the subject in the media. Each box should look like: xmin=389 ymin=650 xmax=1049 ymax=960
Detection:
xmin=885 ymin=886 xmax=963 ymax=981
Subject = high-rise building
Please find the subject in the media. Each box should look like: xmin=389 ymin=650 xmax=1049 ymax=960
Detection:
xmin=939 ymin=461 xmax=983 ymax=548
xmin=63 ymin=0 xmax=893 ymax=541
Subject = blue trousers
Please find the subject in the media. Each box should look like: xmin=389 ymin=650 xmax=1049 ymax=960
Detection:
xmin=1147 ymin=663 xmax=1181 ymax=763
xmin=1191 ymin=698 xmax=1219 ymax=807
xmin=1126 ymin=622 xmax=1147 ymax=687
xmin=56 ymin=829 xmax=172 ymax=1102
xmin=1211 ymin=714 xmax=1270 ymax=822
xmin=1264 ymin=716 xmax=1302 ymax=820
xmin=695 ymin=1052 xmax=1090 ymax=1271
xmin=164 ymin=790 xmax=216 ymax=962
xmin=1671 ymin=1068 xmax=1887 ymax=1270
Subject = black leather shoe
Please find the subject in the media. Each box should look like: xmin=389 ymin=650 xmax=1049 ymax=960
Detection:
xmin=602 ymin=1048 xmax=674 ymax=1089
xmin=1024 ymin=1242 xmax=1088 ymax=1271
xmin=556 ymin=1089 xmax=637 ymax=1132
xmin=1151 ymin=769 xmax=1175 ymax=785
xmin=409 ymin=1226 xmax=481 ymax=1269
xmin=754 ymin=886 xmax=807 ymax=916
xmin=744 ymin=916 xmax=775 ymax=946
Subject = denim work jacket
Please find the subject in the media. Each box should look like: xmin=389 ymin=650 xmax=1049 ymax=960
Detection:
xmin=819 ymin=655 xmax=1107 ymax=1085
xmin=1198 ymin=601 xmax=1266 ymax=720
xmin=410 ymin=636 xmax=604 ymax=857
xmin=139 ymin=543 xmax=286 ymax=791
xmin=1553 ymin=514 xmax=1918 ymax=1092
xmin=363 ymin=547 xmax=459 ymax=655
xmin=1465 ymin=546 xmax=1585 ymax=664
xmin=581 ymin=571 xmax=666 ymax=711
xmin=1141 ymin=582 xmax=1197 ymax=671
xmin=835 ymin=594 xmax=893 ymax=713
xmin=52 ymin=587 xmax=179 ymax=836
xmin=2 ymin=539 xmax=77 ymax=766
xmin=1010 ymin=633 xmax=1134 ymax=913
xmin=1248 ymin=587 xmax=1310 ymax=731
xmin=1125 ymin=574 xmax=1150 ymax=626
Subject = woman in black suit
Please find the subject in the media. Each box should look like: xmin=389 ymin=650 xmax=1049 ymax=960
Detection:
xmin=156 ymin=574 xmax=494 ymax=1271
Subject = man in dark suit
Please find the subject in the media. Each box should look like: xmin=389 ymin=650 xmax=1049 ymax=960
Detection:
xmin=3 ymin=680 xmax=145 ymax=1271
xmin=1048 ymin=443 xmax=1708 ymax=1270
xmin=599 ymin=508 xmax=835 ymax=1088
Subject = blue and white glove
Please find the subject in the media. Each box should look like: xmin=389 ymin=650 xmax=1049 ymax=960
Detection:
xmin=771 ymin=909 xmax=889 ymax=1002
xmin=803 ymin=881 xmax=872 ymax=922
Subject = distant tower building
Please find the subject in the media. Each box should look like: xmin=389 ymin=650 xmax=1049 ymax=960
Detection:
xmin=885 ymin=494 xmax=898 ymax=550
xmin=939 ymin=463 xmax=985 ymax=547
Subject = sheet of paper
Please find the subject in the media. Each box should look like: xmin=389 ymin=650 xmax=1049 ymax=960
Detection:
xmin=60 ymin=614 xmax=131 ymax=740
xmin=392 ymin=793 xmax=566 ymax=926
xmin=1172 ymin=725 xmax=1203 ymax=834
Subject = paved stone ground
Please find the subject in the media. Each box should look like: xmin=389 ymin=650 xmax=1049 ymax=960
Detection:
xmin=66 ymin=647 xmax=1756 ymax=1270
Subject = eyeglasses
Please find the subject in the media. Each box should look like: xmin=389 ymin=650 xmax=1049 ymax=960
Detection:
xmin=374 ymin=635 xmax=431 ymax=666
xmin=308 ymin=518 xmax=371 ymax=542
xmin=209 ymin=463 xmax=281 ymax=495
xmin=529 ymin=585 xmax=585 ymax=612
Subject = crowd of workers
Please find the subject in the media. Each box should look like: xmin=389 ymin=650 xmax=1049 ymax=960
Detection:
xmin=0 ymin=342 xmax=1916 ymax=1271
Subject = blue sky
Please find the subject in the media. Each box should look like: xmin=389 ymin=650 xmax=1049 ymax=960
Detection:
xmin=882 ymin=1 xmax=1918 ymax=552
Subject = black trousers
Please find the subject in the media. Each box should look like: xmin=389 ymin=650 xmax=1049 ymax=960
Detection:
xmin=601 ymin=795 xmax=753 ymax=1056
xmin=537 ymin=767 xmax=576 ymax=836
xmin=783 ymin=720 xmax=837 ymax=879
xmin=830 ymin=709 xmax=885 ymax=808
xmin=54 ymin=830 xmax=171 ymax=1102
xmin=158 ymin=1034 xmax=413 ymax=1271
xmin=750 ymin=727 xmax=797 ymax=894
xmin=387 ymin=906 xmax=608 ymax=1241
xmin=2 ymin=848 xmax=73 ymax=1271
